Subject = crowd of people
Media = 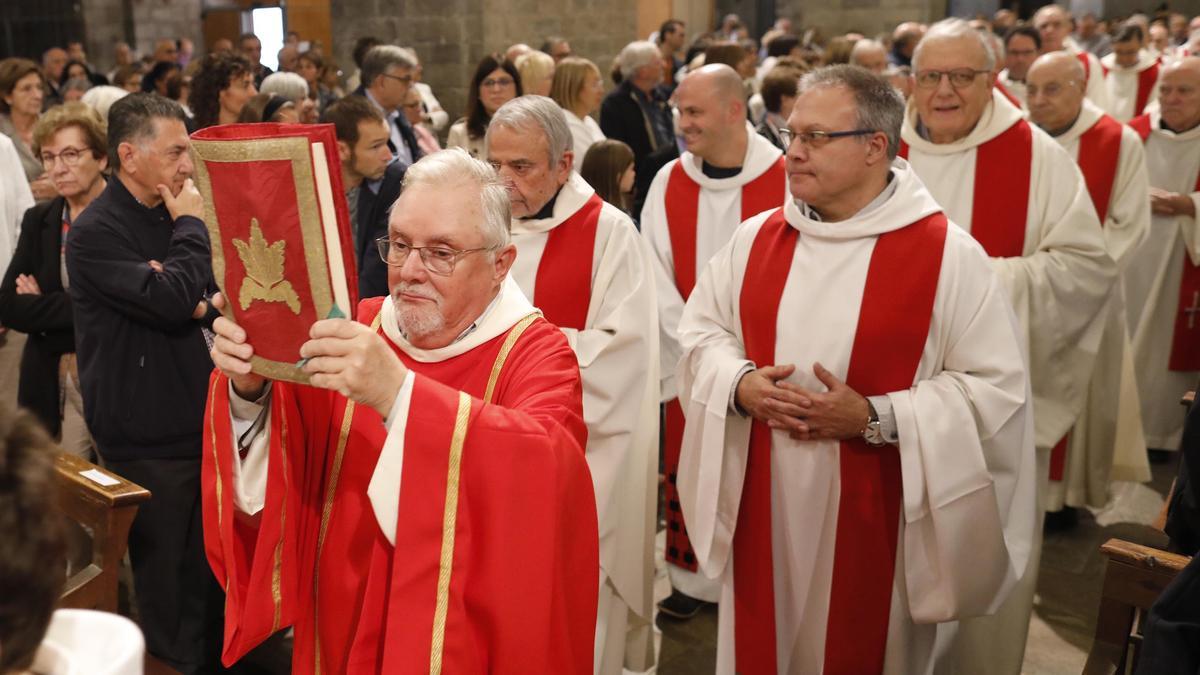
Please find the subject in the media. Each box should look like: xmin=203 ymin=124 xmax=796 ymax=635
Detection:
xmin=1 ymin=5 xmax=1200 ymax=674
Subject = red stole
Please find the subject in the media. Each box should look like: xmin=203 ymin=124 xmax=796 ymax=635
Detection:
xmin=1135 ymin=62 xmax=1160 ymax=118
xmin=1077 ymin=52 xmax=1092 ymax=80
xmin=734 ymin=208 xmax=948 ymax=674
xmin=1077 ymin=114 xmax=1125 ymax=222
xmin=1128 ymin=117 xmax=1200 ymax=371
xmin=663 ymin=156 xmax=787 ymax=299
xmin=533 ymin=193 xmax=604 ymax=331
xmin=899 ymin=119 xmax=1032 ymax=257
xmin=995 ymin=76 xmax=1022 ymax=107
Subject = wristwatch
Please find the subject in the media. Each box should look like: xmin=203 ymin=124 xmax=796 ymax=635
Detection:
xmin=862 ymin=400 xmax=887 ymax=447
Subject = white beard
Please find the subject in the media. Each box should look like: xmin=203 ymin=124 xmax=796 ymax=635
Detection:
xmin=391 ymin=286 xmax=445 ymax=339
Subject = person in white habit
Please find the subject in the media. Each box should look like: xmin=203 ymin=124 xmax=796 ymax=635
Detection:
xmin=674 ymin=63 xmax=1036 ymax=675
xmin=1124 ymin=57 xmax=1200 ymax=452
xmin=1025 ymin=52 xmax=1153 ymax=519
xmin=485 ymin=95 xmax=659 ymax=675
xmin=898 ymin=19 xmax=1116 ymax=673
xmin=0 ymin=132 xmax=34 ymax=411
xmin=639 ymin=64 xmax=788 ymax=619
xmin=1102 ymin=24 xmax=1163 ymax=122
xmin=1034 ymin=4 xmax=1111 ymax=111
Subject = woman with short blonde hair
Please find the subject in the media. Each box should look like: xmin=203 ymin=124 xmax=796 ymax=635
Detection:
xmin=516 ymin=50 xmax=555 ymax=96
xmin=549 ymin=57 xmax=606 ymax=164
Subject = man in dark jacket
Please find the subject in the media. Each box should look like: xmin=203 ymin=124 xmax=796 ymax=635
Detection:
xmin=323 ymin=95 xmax=406 ymax=299
xmin=601 ymin=40 xmax=675 ymax=212
xmin=351 ymin=44 xmax=423 ymax=167
xmin=65 ymin=93 xmax=224 ymax=674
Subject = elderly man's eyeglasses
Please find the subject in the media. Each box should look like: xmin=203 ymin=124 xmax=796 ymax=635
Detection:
xmin=914 ymin=69 xmax=990 ymax=89
xmin=382 ymin=72 xmax=413 ymax=85
xmin=40 ymin=146 xmax=89 ymax=168
xmin=778 ymin=128 xmax=877 ymax=149
xmin=1025 ymin=82 xmax=1076 ymax=98
xmin=376 ymin=237 xmax=497 ymax=275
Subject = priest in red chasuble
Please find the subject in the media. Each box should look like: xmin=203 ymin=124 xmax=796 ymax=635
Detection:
xmin=675 ymin=65 xmax=1036 ymax=675
xmin=899 ymin=19 xmax=1117 ymax=673
xmin=204 ymin=148 xmax=599 ymax=674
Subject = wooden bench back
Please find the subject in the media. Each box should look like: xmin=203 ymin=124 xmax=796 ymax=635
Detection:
xmin=55 ymin=453 xmax=151 ymax=613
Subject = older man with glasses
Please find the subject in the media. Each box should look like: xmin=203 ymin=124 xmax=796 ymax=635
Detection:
xmin=352 ymin=44 xmax=423 ymax=166
xmin=206 ymin=148 xmax=600 ymax=673
xmin=673 ymin=63 xmax=1035 ymax=674
xmin=898 ymin=18 xmax=1116 ymax=674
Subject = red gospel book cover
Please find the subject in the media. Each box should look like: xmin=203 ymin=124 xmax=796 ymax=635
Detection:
xmin=191 ymin=123 xmax=358 ymax=385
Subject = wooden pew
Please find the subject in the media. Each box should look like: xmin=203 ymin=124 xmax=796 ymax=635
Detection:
xmin=55 ymin=453 xmax=151 ymax=613
xmin=1083 ymin=539 xmax=1190 ymax=675
xmin=1085 ymin=391 xmax=1195 ymax=674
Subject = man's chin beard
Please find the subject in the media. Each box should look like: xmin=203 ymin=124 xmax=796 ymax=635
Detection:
xmin=392 ymin=295 xmax=446 ymax=339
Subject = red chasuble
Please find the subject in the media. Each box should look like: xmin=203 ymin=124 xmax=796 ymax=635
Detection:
xmin=734 ymin=208 xmax=947 ymax=675
xmin=900 ymin=120 xmax=1032 ymax=258
xmin=202 ymin=297 xmax=598 ymax=674
xmin=1127 ymin=115 xmax=1200 ymax=371
xmin=662 ymin=156 xmax=788 ymax=572
xmin=533 ymin=194 xmax=603 ymax=331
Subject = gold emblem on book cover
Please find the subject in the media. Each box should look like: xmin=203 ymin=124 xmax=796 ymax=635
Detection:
xmin=233 ymin=218 xmax=302 ymax=315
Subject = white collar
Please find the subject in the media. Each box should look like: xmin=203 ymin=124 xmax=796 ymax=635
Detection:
xmin=1054 ymin=98 xmax=1107 ymax=144
xmin=784 ymin=159 xmax=943 ymax=240
xmin=509 ymin=172 xmax=597 ymax=235
xmin=379 ymin=275 xmax=539 ymax=363
xmin=797 ymin=170 xmax=899 ymax=222
xmin=677 ymin=122 xmax=783 ymax=189
xmin=902 ymin=89 xmax=1025 ymax=154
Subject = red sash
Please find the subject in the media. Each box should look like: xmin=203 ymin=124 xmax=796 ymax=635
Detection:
xmin=734 ymin=208 xmax=948 ymax=674
xmin=663 ymin=157 xmax=787 ymax=299
xmin=1135 ymin=62 xmax=1160 ymax=118
xmin=899 ymin=120 xmax=1031 ymax=257
xmin=533 ymin=194 xmax=603 ymax=331
xmin=1077 ymin=114 xmax=1124 ymax=223
xmin=1129 ymin=118 xmax=1200 ymax=371
xmin=1077 ymin=52 xmax=1092 ymax=80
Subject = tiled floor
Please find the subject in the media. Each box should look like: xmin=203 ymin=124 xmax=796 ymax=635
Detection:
xmin=656 ymin=454 xmax=1180 ymax=675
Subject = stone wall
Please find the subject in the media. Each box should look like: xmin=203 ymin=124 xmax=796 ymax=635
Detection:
xmin=81 ymin=0 xmax=204 ymax=76
xmin=331 ymin=0 xmax=639 ymax=133
xmin=780 ymin=0 xmax=943 ymax=40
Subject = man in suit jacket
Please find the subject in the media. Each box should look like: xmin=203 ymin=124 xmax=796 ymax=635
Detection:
xmin=324 ymin=96 xmax=406 ymax=299
xmin=350 ymin=45 xmax=423 ymax=167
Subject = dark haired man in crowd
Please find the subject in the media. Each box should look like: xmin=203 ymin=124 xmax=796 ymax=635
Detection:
xmin=65 ymin=93 xmax=224 ymax=673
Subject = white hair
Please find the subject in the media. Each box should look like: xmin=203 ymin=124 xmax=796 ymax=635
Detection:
xmin=850 ymin=39 xmax=886 ymax=62
xmin=259 ymin=72 xmax=309 ymax=103
xmin=913 ymin=18 xmax=996 ymax=72
xmin=400 ymin=148 xmax=511 ymax=248
xmin=81 ymin=85 xmax=128 ymax=122
xmin=487 ymin=95 xmax=573 ymax=165
xmin=617 ymin=40 xmax=661 ymax=79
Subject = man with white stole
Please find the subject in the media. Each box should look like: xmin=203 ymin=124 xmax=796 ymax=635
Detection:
xmin=485 ymin=95 xmax=659 ymax=675
xmin=639 ymin=64 xmax=787 ymax=617
xmin=1124 ymin=57 xmax=1200 ymax=452
xmin=674 ymin=64 xmax=1036 ymax=675
xmin=898 ymin=19 xmax=1116 ymax=673
xmin=1034 ymin=4 xmax=1110 ymax=110
xmin=1026 ymin=52 xmax=1153 ymax=517
xmin=1103 ymin=24 xmax=1163 ymax=122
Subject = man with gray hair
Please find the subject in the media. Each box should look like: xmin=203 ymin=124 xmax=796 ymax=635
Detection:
xmin=205 ymin=148 xmax=600 ymax=672
xmin=352 ymin=44 xmax=422 ymax=166
xmin=487 ymin=95 xmax=659 ymax=675
xmin=1034 ymin=4 xmax=1110 ymax=109
xmin=600 ymin=40 xmax=673 ymax=175
xmin=901 ymin=17 xmax=1116 ymax=673
xmin=640 ymin=63 xmax=787 ymax=622
xmin=674 ymin=63 xmax=1035 ymax=674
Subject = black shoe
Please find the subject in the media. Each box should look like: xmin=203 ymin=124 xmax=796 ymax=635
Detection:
xmin=658 ymin=590 xmax=708 ymax=619
xmin=1044 ymin=506 xmax=1079 ymax=533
